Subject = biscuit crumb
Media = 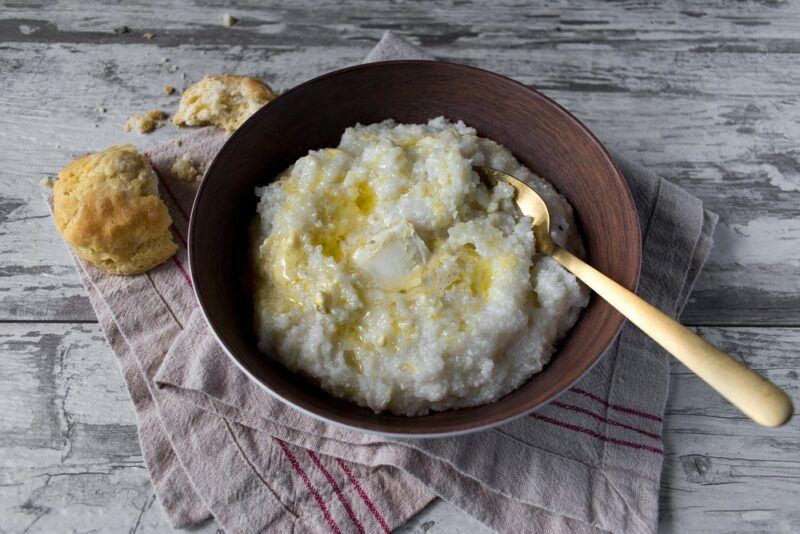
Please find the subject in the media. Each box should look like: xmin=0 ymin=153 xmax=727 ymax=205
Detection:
xmin=39 ymin=176 xmax=56 ymax=189
xmin=143 ymin=32 xmax=155 ymax=40
xmin=124 ymin=110 xmax=168 ymax=133
xmin=170 ymin=153 xmax=202 ymax=182
xmin=173 ymin=75 xmax=276 ymax=133
xmin=222 ymin=13 xmax=238 ymax=26
xmin=163 ymin=85 xmax=176 ymax=95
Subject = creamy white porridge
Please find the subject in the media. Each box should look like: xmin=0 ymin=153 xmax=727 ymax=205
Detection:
xmin=250 ymin=117 xmax=589 ymax=416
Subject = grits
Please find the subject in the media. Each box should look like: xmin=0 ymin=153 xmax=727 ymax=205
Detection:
xmin=251 ymin=118 xmax=589 ymax=415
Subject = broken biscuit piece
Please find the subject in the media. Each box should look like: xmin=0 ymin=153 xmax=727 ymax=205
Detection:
xmin=53 ymin=144 xmax=177 ymax=275
xmin=172 ymin=75 xmax=275 ymax=133
xmin=124 ymin=110 xmax=168 ymax=133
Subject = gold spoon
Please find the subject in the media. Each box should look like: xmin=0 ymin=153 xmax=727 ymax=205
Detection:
xmin=476 ymin=166 xmax=793 ymax=427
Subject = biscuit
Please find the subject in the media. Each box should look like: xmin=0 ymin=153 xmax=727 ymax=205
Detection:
xmin=172 ymin=75 xmax=275 ymax=133
xmin=53 ymin=144 xmax=177 ymax=275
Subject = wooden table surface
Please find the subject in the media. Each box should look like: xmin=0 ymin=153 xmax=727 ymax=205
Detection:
xmin=1 ymin=1 xmax=799 ymax=532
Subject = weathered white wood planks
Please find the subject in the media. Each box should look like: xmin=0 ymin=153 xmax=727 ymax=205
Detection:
xmin=1 ymin=324 xmax=797 ymax=532
xmin=1 ymin=1 xmax=799 ymax=532
xmin=1 ymin=2 xmax=799 ymax=324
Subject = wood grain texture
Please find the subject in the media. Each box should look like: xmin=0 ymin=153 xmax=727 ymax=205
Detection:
xmin=661 ymin=327 xmax=800 ymax=533
xmin=0 ymin=323 xmax=216 ymax=533
xmin=1 ymin=324 xmax=797 ymax=532
xmin=1 ymin=0 xmax=798 ymax=532
xmin=1 ymin=1 xmax=799 ymax=325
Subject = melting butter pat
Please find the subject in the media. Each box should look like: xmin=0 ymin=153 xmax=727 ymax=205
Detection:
xmin=351 ymin=221 xmax=429 ymax=291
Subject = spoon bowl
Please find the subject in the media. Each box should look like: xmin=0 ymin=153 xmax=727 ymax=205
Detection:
xmin=475 ymin=167 xmax=555 ymax=253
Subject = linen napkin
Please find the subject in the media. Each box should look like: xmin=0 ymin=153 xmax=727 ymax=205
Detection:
xmin=56 ymin=32 xmax=718 ymax=533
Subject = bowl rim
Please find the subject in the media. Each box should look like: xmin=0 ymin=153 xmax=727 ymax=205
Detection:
xmin=189 ymin=59 xmax=642 ymax=438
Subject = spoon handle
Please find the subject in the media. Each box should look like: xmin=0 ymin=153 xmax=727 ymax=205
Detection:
xmin=549 ymin=245 xmax=793 ymax=427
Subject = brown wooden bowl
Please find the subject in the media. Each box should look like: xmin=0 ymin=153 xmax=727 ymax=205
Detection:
xmin=189 ymin=60 xmax=641 ymax=437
